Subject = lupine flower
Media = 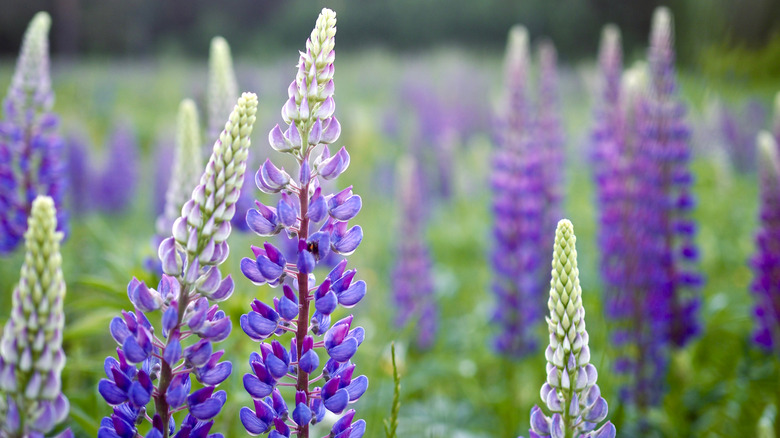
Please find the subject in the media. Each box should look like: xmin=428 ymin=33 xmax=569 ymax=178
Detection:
xmin=0 ymin=196 xmax=71 ymax=437
xmin=206 ymin=36 xmax=253 ymax=233
xmin=392 ymin=155 xmax=436 ymax=349
xmin=637 ymin=6 xmax=701 ymax=348
xmin=93 ymin=122 xmax=139 ymax=213
xmin=490 ymin=26 xmax=547 ymax=358
xmin=524 ymin=219 xmax=615 ymax=438
xmin=591 ymin=27 xmax=667 ymax=409
xmin=592 ymin=10 xmax=701 ymax=412
xmin=0 ymin=12 xmax=66 ymax=254
xmin=751 ymin=131 xmax=780 ymax=353
xmin=98 ymin=93 xmax=258 ymax=438
xmin=239 ymin=9 xmax=367 ymax=438
xmin=156 ymin=99 xmax=203 ymax=238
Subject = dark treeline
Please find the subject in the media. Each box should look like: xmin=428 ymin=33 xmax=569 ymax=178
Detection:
xmin=0 ymin=0 xmax=778 ymax=65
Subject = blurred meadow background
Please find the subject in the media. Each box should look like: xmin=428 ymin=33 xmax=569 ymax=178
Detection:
xmin=0 ymin=0 xmax=779 ymax=437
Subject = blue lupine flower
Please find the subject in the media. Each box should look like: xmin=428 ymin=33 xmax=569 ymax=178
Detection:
xmin=239 ymin=9 xmax=367 ymax=438
xmin=0 ymin=12 xmax=67 ymax=254
xmin=98 ymin=93 xmax=258 ymax=438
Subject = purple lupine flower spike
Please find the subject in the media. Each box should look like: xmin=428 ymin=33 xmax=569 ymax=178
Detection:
xmin=240 ymin=9 xmax=368 ymax=438
xmin=392 ymin=155 xmax=437 ymax=349
xmin=98 ymin=93 xmax=258 ymax=438
xmin=0 ymin=196 xmax=71 ymax=437
xmin=751 ymin=131 xmax=780 ymax=353
xmin=639 ymin=6 xmax=702 ymax=348
xmin=93 ymin=121 xmax=139 ymax=213
xmin=491 ymin=26 xmax=546 ymax=358
xmin=523 ymin=220 xmax=615 ymax=438
xmin=0 ymin=12 xmax=67 ymax=254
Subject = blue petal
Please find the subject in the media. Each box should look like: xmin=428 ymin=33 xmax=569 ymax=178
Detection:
xmin=243 ymin=373 xmax=274 ymax=399
xmin=98 ymin=379 xmax=127 ymax=405
xmin=240 ymin=407 xmax=270 ymax=435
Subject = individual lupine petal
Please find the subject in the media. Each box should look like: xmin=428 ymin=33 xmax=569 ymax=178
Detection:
xmin=247 ymin=202 xmax=282 ymax=236
xmin=308 ymin=187 xmax=327 ymax=222
xmin=322 ymin=378 xmax=349 ymax=414
xmin=240 ymin=406 xmax=271 ymax=436
xmin=331 ymin=222 xmax=363 ymax=255
xmin=292 ymin=390 xmax=312 ymax=426
xmin=185 ymin=339 xmax=213 ymax=368
xmin=590 ymin=421 xmax=616 ymax=438
xmin=345 ymin=375 xmax=368 ymax=401
xmin=309 ymin=118 xmax=323 ymax=145
xmin=187 ymin=388 xmax=226 ymax=421
xmin=241 ymin=257 xmax=266 ymax=285
xmin=320 ymin=117 xmax=341 ymax=145
xmin=98 ymin=379 xmax=128 ymax=405
xmin=338 ymin=280 xmax=366 ymax=307
xmin=164 ymin=334 xmax=182 ymax=365
xmin=530 ymin=405 xmax=550 ymax=435
xmin=277 ymin=193 xmax=297 ymax=228
xmin=269 ymin=124 xmax=294 ymax=153
xmin=129 ymin=280 xmax=162 ymax=313
xmin=109 ymin=317 xmax=132 ymax=345
xmin=299 ymin=337 xmax=319 ymax=374
xmin=257 ymin=159 xmax=291 ymax=194
xmin=166 ymin=375 xmax=190 ymax=409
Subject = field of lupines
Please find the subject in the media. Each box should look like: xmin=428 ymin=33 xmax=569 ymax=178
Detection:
xmin=0 ymin=6 xmax=779 ymax=438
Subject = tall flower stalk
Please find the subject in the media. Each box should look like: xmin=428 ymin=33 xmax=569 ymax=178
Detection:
xmin=98 ymin=93 xmax=258 ymax=438
xmin=0 ymin=196 xmax=71 ymax=437
xmin=491 ymin=26 xmax=546 ymax=358
xmin=238 ymin=9 xmax=367 ymax=438
xmin=637 ymin=6 xmax=701 ymax=348
xmin=751 ymin=131 xmax=780 ymax=354
xmin=526 ymin=219 xmax=615 ymax=438
xmin=0 ymin=12 xmax=66 ymax=254
xmin=392 ymin=155 xmax=436 ymax=349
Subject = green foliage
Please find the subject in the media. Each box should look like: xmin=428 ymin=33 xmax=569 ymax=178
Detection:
xmin=384 ymin=343 xmax=401 ymax=438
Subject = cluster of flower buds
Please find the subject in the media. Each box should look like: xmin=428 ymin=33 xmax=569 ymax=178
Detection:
xmin=98 ymin=93 xmax=258 ymax=438
xmin=238 ymin=9 xmax=367 ymax=438
xmin=524 ymin=220 xmax=615 ymax=438
xmin=0 ymin=196 xmax=71 ymax=437
xmin=0 ymin=12 xmax=66 ymax=254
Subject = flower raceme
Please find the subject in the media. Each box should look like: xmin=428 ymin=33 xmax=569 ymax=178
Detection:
xmin=0 ymin=12 xmax=66 ymax=254
xmin=0 ymin=196 xmax=71 ymax=438
xmin=97 ymin=93 xmax=258 ymax=438
xmin=238 ymin=8 xmax=367 ymax=438
xmin=524 ymin=220 xmax=615 ymax=438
